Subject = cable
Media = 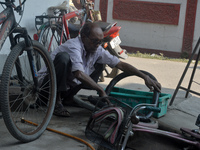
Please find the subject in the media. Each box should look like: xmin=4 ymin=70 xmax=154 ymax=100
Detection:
xmin=23 ymin=119 xmax=95 ymax=150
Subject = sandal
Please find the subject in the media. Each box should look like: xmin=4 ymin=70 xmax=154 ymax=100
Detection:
xmin=53 ymin=104 xmax=71 ymax=117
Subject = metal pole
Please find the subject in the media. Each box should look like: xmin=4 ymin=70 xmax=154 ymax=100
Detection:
xmin=169 ymin=37 xmax=200 ymax=106
xmin=185 ymin=48 xmax=200 ymax=98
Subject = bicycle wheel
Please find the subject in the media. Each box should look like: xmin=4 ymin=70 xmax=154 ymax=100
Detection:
xmin=105 ymin=70 xmax=157 ymax=94
xmin=105 ymin=70 xmax=159 ymax=120
xmin=0 ymin=40 xmax=56 ymax=142
xmin=38 ymin=22 xmax=66 ymax=53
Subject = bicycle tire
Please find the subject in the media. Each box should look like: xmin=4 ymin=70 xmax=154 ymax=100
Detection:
xmin=105 ymin=70 xmax=159 ymax=119
xmin=38 ymin=21 xmax=66 ymax=53
xmin=73 ymin=95 xmax=95 ymax=111
xmin=0 ymin=40 xmax=56 ymax=142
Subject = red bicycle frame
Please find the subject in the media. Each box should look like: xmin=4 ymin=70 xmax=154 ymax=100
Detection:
xmin=62 ymin=9 xmax=85 ymax=42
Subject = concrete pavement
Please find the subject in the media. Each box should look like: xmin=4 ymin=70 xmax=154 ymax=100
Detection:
xmin=0 ymin=56 xmax=200 ymax=149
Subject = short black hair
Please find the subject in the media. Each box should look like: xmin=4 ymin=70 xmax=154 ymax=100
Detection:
xmin=80 ymin=22 xmax=99 ymax=37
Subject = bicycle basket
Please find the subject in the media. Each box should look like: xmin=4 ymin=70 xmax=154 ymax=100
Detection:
xmin=85 ymin=96 xmax=132 ymax=150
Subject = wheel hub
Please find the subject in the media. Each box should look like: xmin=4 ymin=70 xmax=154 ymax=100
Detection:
xmin=23 ymin=84 xmax=38 ymax=105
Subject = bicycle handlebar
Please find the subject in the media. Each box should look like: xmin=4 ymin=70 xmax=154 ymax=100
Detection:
xmin=1 ymin=0 xmax=26 ymax=15
xmin=87 ymin=95 xmax=161 ymax=125
xmin=130 ymin=104 xmax=160 ymax=124
xmin=146 ymin=106 xmax=161 ymax=113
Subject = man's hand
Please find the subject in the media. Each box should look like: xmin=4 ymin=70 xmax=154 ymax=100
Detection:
xmin=116 ymin=61 xmax=162 ymax=93
xmin=144 ymin=75 xmax=161 ymax=92
xmin=74 ymin=70 xmax=112 ymax=104
xmin=98 ymin=90 xmax=113 ymax=106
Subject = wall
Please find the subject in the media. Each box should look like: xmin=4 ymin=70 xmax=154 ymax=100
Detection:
xmin=95 ymin=0 xmax=199 ymax=58
xmin=0 ymin=0 xmax=66 ymax=74
xmin=0 ymin=0 xmax=66 ymax=55
xmin=193 ymin=0 xmax=200 ymax=52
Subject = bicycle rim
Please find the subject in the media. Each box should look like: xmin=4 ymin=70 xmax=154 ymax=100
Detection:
xmin=39 ymin=23 xmax=66 ymax=53
xmin=0 ymin=40 xmax=56 ymax=142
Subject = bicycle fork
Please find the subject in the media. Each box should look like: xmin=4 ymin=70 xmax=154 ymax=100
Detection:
xmin=10 ymin=27 xmax=38 ymax=88
xmin=119 ymin=122 xmax=134 ymax=150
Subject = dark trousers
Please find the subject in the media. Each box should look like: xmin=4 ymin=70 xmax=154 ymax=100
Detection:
xmin=53 ymin=52 xmax=104 ymax=99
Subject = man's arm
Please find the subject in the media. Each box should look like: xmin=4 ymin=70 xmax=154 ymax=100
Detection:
xmin=115 ymin=61 xmax=161 ymax=92
xmin=73 ymin=70 xmax=107 ymax=97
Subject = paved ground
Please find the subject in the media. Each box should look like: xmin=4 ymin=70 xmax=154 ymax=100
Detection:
xmin=0 ymin=56 xmax=200 ymax=149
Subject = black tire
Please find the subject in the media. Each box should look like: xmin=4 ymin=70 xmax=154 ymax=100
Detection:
xmin=0 ymin=40 xmax=56 ymax=142
xmin=38 ymin=22 xmax=66 ymax=53
xmin=105 ymin=70 xmax=159 ymax=119
xmin=105 ymin=70 xmax=157 ymax=94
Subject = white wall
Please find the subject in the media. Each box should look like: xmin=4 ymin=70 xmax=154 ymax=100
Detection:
xmin=105 ymin=0 xmax=187 ymax=53
xmin=0 ymin=0 xmax=66 ymax=55
xmin=0 ymin=0 xmax=66 ymax=73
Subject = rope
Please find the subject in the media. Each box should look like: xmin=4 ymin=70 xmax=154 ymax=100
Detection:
xmin=23 ymin=119 xmax=95 ymax=150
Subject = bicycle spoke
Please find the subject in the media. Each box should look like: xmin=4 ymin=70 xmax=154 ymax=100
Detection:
xmin=0 ymin=41 xmax=56 ymax=142
xmin=39 ymin=23 xmax=66 ymax=54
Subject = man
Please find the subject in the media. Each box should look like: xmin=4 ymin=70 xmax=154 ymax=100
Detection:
xmin=50 ymin=22 xmax=161 ymax=117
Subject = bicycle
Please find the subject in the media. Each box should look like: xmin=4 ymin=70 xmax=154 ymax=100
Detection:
xmin=85 ymin=96 xmax=200 ymax=150
xmin=84 ymin=92 xmax=161 ymax=150
xmin=34 ymin=0 xmax=109 ymax=52
xmin=33 ymin=0 xmax=128 ymax=81
xmin=0 ymin=0 xmax=56 ymax=142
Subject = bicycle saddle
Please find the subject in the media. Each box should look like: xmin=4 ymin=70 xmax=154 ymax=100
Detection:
xmin=48 ymin=1 xmax=68 ymax=11
xmin=95 ymin=21 xmax=112 ymax=32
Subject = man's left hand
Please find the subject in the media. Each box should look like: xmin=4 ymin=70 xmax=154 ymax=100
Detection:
xmin=144 ymin=75 xmax=161 ymax=93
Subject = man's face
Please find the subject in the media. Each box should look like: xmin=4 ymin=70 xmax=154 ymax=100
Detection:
xmin=82 ymin=27 xmax=104 ymax=53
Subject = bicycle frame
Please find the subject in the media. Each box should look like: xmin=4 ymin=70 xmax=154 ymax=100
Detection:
xmin=127 ymin=105 xmax=200 ymax=150
xmin=0 ymin=1 xmax=38 ymax=86
xmin=117 ymin=106 xmax=200 ymax=150
xmin=132 ymin=124 xmax=200 ymax=147
xmin=62 ymin=8 xmax=85 ymax=41
xmin=34 ymin=1 xmax=101 ymax=52
xmin=0 ymin=4 xmax=16 ymax=50
xmin=61 ymin=0 xmax=96 ymax=41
